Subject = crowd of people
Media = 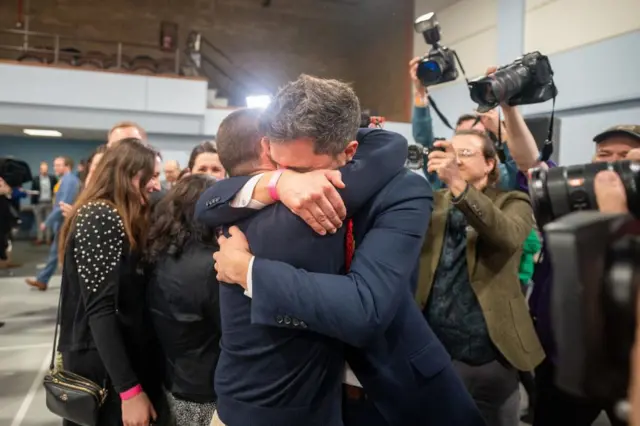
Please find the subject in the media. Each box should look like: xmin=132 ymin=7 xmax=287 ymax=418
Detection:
xmin=1 ymin=62 xmax=639 ymax=426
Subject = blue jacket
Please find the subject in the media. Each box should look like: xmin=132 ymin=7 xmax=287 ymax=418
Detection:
xmin=412 ymin=105 xmax=519 ymax=190
xmin=196 ymin=130 xmax=485 ymax=426
xmin=44 ymin=172 xmax=80 ymax=232
xmin=195 ymin=129 xmax=409 ymax=426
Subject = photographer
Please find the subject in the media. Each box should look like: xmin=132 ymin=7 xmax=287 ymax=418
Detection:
xmin=520 ymin=125 xmax=640 ymax=426
xmin=409 ymin=58 xmax=540 ymax=190
xmin=416 ymin=131 xmax=543 ymax=426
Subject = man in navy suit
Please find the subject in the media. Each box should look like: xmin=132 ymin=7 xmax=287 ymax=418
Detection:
xmin=196 ymin=78 xmax=413 ymax=426
xmin=198 ymin=75 xmax=484 ymax=426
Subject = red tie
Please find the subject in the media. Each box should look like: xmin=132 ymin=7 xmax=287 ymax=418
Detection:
xmin=345 ymin=219 xmax=355 ymax=272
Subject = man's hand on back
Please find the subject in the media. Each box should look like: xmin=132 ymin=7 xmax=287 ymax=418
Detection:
xmin=214 ymin=226 xmax=253 ymax=289
xmin=277 ymin=170 xmax=346 ymax=235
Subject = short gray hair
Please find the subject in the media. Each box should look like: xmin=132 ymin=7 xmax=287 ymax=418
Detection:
xmin=260 ymin=74 xmax=361 ymax=156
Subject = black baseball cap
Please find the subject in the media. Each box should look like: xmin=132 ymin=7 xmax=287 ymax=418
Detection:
xmin=593 ymin=125 xmax=640 ymax=144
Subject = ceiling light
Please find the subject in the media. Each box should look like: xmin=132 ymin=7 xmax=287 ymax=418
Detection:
xmin=246 ymin=95 xmax=272 ymax=109
xmin=23 ymin=129 xmax=62 ymax=137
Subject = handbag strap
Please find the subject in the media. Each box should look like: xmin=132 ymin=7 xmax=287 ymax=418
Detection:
xmin=49 ymin=278 xmax=64 ymax=371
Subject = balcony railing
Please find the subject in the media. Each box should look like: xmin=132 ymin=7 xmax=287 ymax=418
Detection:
xmin=0 ymin=28 xmax=183 ymax=75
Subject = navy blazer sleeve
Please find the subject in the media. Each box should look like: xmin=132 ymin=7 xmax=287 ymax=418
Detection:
xmin=194 ymin=129 xmax=408 ymax=228
xmin=250 ymin=172 xmax=433 ymax=347
xmin=195 ymin=176 xmax=253 ymax=229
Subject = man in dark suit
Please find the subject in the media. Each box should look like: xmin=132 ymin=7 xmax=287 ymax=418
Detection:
xmin=197 ymin=76 xmax=484 ymax=426
xmin=196 ymin=80 xmax=411 ymax=426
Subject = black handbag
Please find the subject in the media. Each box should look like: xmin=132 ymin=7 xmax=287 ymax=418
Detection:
xmin=43 ymin=282 xmax=108 ymax=426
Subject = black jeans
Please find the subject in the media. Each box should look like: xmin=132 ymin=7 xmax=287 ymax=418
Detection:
xmin=533 ymin=358 xmax=625 ymax=426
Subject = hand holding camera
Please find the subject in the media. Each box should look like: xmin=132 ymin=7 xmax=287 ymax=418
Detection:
xmin=409 ymin=57 xmax=427 ymax=98
xmin=427 ymin=141 xmax=462 ymax=186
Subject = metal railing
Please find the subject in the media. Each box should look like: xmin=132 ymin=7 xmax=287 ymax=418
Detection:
xmin=0 ymin=28 xmax=182 ymax=74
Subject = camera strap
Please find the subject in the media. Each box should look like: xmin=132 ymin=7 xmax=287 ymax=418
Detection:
xmin=540 ymin=85 xmax=557 ymax=162
xmin=426 ymin=50 xmax=472 ymax=132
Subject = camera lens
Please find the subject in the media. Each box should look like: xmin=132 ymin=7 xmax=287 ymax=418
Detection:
xmin=469 ymin=80 xmax=498 ymax=108
xmin=529 ymin=160 xmax=640 ymax=227
xmin=417 ymin=57 xmax=445 ymax=86
xmin=529 ymin=167 xmax=554 ymax=227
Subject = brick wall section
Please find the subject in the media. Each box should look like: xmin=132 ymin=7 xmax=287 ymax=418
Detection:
xmin=0 ymin=0 xmax=413 ymax=121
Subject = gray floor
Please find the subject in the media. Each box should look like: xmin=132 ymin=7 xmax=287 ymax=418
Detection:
xmin=0 ymin=275 xmax=60 ymax=426
xmin=0 ymin=242 xmax=612 ymax=426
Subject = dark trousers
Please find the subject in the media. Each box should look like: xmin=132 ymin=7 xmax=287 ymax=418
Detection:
xmin=453 ymin=359 xmax=520 ymax=426
xmin=343 ymin=391 xmax=389 ymax=426
xmin=533 ymin=358 xmax=625 ymax=426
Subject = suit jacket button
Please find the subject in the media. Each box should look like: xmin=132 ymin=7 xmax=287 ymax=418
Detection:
xmin=299 ymin=321 xmax=308 ymax=329
xmin=212 ymin=196 xmax=221 ymax=203
xmin=284 ymin=316 xmax=292 ymax=325
xmin=276 ymin=315 xmax=284 ymax=324
xmin=292 ymin=318 xmax=300 ymax=327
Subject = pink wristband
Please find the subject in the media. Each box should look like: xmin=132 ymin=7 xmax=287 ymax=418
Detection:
xmin=120 ymin=384 xmax=143 ymax=401
xmin=268 ymin=170 xmax=285 ymax=201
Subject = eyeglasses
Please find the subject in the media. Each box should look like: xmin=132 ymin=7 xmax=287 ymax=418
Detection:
xmin=455 ymin=148 xmax=481 ymax=158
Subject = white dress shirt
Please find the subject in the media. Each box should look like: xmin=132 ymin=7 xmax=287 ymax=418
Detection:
xmin=231 ymin=175 xmax=362 ymax=388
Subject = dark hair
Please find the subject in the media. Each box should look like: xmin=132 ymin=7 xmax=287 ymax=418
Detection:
xmin=145 ymin=174 xmax=218 ymax=263
xmin=454 ymin=129 xmax=501 ymax=186
xmin=59 ymin=138 xmax=156 ymax=258
xmin=456 ymin=114 xmax=480 ymax=129
xmin=216 ymin=108 xmax=264 ymax=176
xmin=260 ymin=74 xmax=361 ymax=156
xmin=177 ymin=168 xmax=190 ymax=180
xmin=188 ymin=140 xmax=217 ymax=170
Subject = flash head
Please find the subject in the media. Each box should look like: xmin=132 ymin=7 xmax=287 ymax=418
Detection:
xmin=414 ymin=12 xmax=441 ymax=45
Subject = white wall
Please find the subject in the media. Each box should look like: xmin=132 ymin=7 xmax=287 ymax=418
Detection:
xmin=525 ymin=0 xmax=640 ymax=54
xmin=413 ymin=0 xmax=498 ymax=83
xmin=0 ymin=63 xmax=208 ymax=116
xmin=412 ymin=0 xmax=640 ymax=165
xmin=557 ymin=102 xmax=640 ymax=166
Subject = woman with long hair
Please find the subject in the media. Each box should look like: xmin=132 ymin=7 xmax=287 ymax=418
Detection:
xmin=187 ymin=141 xmax=226 ymax=180
xmin=146 ymin=174 xmax=221 ymax=426
xmin=57 ymin=138 xmax=168 ymax=425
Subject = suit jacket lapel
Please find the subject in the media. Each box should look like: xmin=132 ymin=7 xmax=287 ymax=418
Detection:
xmin=429 ymin=192 xmax=449 ymax=275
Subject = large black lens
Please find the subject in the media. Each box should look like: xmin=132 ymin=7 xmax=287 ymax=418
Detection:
xmin=468 ymin=78 xmax=498 ymax=108
xmin=417 ymin=57 xmax=445 ymax=86
xmin=530 ymin=161 xmax=640 ymax=227
xmin=491 ymin=64 xmax=531 ymax=103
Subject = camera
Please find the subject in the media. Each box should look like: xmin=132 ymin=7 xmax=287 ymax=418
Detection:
xmin=529 ymin=160 xmax=640 ymax=227
xmin=545 ymin=211 xmax=640 ymax=407
xmin=405 ymin=139 xmax=446 ymax=170
xmin=468 ymin=51 xmax=557 ymax=111
xmin=413 ymin=13 xmax=458 ymax=87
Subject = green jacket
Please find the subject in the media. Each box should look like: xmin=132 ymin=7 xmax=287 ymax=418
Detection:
xmin=416 ymin=186 xmax=545 ymax=372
